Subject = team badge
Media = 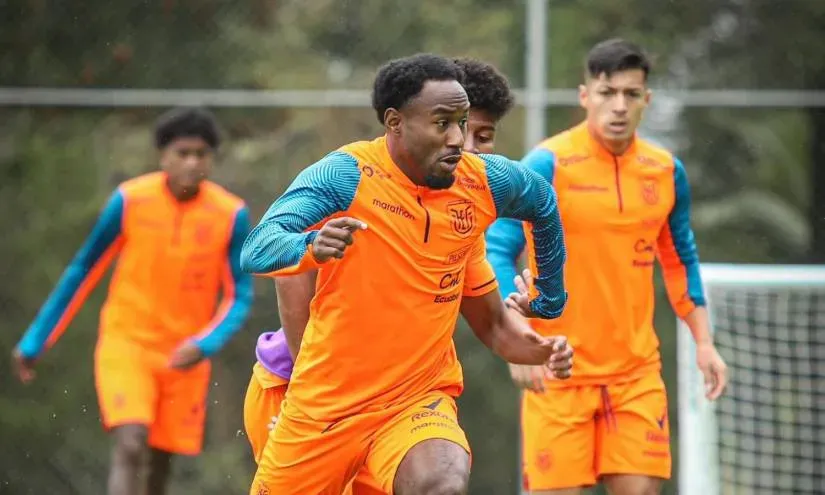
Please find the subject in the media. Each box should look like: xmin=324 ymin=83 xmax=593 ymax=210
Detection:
xmin=640 ymin=178 xmax=659 ymax=205
xmin=446 ymin=200 xmax=475 ymax=238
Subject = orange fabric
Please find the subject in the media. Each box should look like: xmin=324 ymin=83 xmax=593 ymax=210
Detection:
xmin=250 ymin=391 xmax=467 ymax=495
xmin=94 ymin=337 xmax=211 ymax=455
xmin=282 ymin=138 xmax=500 ymax=422
xmin=101 ymin=172 xmax=246 ymax=353
xmin=244 ymin=363 xmax=386 ymax=494
xmin=521 ymin=371 xmax=670 ymax=490
xmin=244 ymin=363 xmax=288 ymax=464
xmin=524 ymin=123 xmax=685 ymax=384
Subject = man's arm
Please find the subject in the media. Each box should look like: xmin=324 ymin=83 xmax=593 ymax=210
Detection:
xmin=460 ymin=290 xmax=571 ymax=374
xmin=16 ymin=189 xmax=125 ymax=359
xmin=657 ymin=158 xmax=727 ymax=399
xmin=459 ymin=238 xmax=570 ymax=375
xmin=485 ymin=147 xmax=555 ymax=299
xmin=191 ymin=206 xmax=255 ymax=357
xmin=274 ymin=271 xmax=317 ymax=360
xmin=240 ymin=151 xmax=362 ymax=276
xmin=482 ymin=152 xmax=566 ymax=319
xmin=656 ymin=158 xmax=708 ymax=340
xmin=485 ymin=219 xmax=525 ymax=298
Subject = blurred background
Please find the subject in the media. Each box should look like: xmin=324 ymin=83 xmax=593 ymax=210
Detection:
xmin=1 ymin=0 xmax=823 ymax=494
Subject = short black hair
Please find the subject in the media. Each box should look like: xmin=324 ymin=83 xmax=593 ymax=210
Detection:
xmin=585 ymin=38 xmax=651 ymax=81
xmin=454 ymin=57 xmax=515 ymax=121
xmin=154 ymin=107 xmax=221 ymax=150
xmin=371 ymin=53 xmax=465 ymax=124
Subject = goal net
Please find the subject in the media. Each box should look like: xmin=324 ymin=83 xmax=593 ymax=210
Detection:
xmin=678 ymin=263 xmax=825 ymax=495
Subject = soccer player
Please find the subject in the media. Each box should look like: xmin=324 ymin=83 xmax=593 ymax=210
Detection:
xmin=486 ymin=39 xmax=729 ymax=495
xmin=11 ymin=108 xmax=254 ymax=495
xmin=240 ymin=53 xmax=571 ymax=495
xmin=242 ymin=57 xmax=517 ymax=494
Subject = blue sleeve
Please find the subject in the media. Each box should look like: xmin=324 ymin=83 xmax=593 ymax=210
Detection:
xmin=193 ymin=206 xmax=255 ymax=357
xmin=482 ymin=153 xmax=567 ymax=319
xmin=484 ymin=148 xmax=556 ymax=298
xmin=485 ymin=218 xmax=525 ymax=297
xmin=17 ymin=190 xmax=124 ymax=359
xmin=658 ymin=158 xmax=706 ymax=311
xmin=240 ymin=151 xmax=361 ymax=275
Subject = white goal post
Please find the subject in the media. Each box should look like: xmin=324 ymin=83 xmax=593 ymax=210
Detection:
xmin=678 ymin=262 xmax=825 ymax=495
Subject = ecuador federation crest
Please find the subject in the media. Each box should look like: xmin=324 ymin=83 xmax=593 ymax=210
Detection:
xmin=446 ymin=200 xmax=476 ymax=238
xmin=640 ymin=178 xmax=659 ymax=205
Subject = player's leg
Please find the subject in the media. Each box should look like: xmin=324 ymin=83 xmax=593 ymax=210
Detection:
xmin=596 ymin=372 xmax=670 ymax=495
xmin=107 ymin=424 xmax=150 ymax=495
xmin=521 ymin=386 xmax=601 ymax=495
xmin=146 ymin=448 xmax=173 ymax=495
xmin=365 ymin=392 xmax=471 ymax=495
xmin=95 ymin=339 xmax=157 ymax=495
xmin=146 ymin=357 xmax=211 ymax=492
xmin=250 ymin=402 xmax=374 ymax=495
xmin=394 ymin=439 xmax=469 ymax=495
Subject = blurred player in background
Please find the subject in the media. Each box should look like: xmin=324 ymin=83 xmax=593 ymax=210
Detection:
xmin=486 ymin=38 xmax=728 ymax=495
xmin=242 ymin=56 xmax=516 ymax=495
xmin=12 ymin=108 xmax=254 ymax=495
xmin=241 ymin=53 xmax=571 ymax=495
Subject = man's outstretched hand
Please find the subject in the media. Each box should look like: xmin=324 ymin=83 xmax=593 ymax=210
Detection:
xmin=311 ymin=217 xmax=368 ymax=263
xmin=508 ymin=336 xmax=573 ymax=392
xmin=504 ymin=269 xmax=536 ymax=318
xmin=11 ymin=348 xmax=36 ymax=384
xmin=538 ymin=334 xmax=573 ymax=380
xmin=168 ymin=341 xmax=205 ymax=370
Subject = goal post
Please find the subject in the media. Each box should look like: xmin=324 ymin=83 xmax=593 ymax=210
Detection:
xmin=678 ymin=263 xmax=825 ymax=495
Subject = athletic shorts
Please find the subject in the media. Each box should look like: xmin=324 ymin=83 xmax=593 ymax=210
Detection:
xmin=243 ymin=362 xmax=386 ymax=494
xmin=249 ymin=391 xmax=469 ymax=495
xmin=521 ymin=371 xmax=671 ymax=491
xmin=94 ymin=336 xmax=211 ymax=455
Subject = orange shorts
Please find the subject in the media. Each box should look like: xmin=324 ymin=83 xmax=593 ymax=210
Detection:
xmin=249 ymin=391 xmax=469 ymax=495
xmin=243 ymin=362 xmax=290 ymax=464
xmin=94 ymin=337 xmax=211 ymax=455
xmin=243 ymin=363 xmax=386 ymax=495
xmin=521 ymin=371 xmax=671 ymax=491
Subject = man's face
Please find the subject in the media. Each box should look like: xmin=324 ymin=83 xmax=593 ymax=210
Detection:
xmin=579 ymin=69 xmax=650 ymax=149
xmin=159 ymin=136 xmax=213 ymax=193
xmin=393 ymin=80 xmax=469 ymax=190
xmin=464 ymin=109 xmax=498 ymax=155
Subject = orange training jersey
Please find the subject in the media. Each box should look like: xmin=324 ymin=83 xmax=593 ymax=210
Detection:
xmin=486 ymin=123 xmax=706 ymax=384
xmin=240 ymin=136 xmax=567 ymax=421
xmin=17 ymin=172 xmax=253 ymax=359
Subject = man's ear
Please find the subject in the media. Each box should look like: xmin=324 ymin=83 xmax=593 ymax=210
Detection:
xmin=384 ymin=108 xmax=402 ymax=134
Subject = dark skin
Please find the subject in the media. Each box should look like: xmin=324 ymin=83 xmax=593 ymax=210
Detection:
xmin=283 ymin=80 xmax=572 ymax=495
xmin=463 ymin=109 xmax=499 ymax=155
xmin=12 ymin=135 xmax=215 ymax=495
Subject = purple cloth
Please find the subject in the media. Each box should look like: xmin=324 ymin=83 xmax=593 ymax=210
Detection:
xmin=255 ymin=329 xmax=294 ymax=380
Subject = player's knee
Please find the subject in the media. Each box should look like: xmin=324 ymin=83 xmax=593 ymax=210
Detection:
xmin=419 ymin=469 xmax=469 ymax=495
xmin=112 ymin=424 xmax=149 ymax=463
xmin=394 ymin=439 xmax=470 ymax=495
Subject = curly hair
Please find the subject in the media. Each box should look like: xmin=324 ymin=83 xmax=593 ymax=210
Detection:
xmin=371 ymin=53 xmax=465 ymax=124
xmin=453 ymin=57 xmax=514 ymax=122
xmin=154 ymin=107 xmax=221 ymax=150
